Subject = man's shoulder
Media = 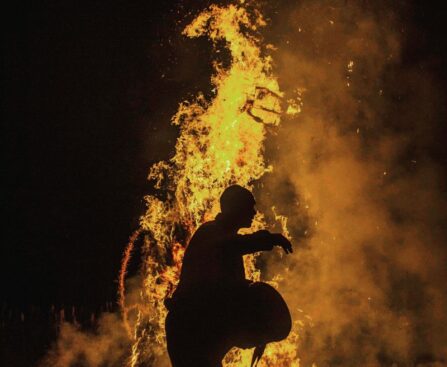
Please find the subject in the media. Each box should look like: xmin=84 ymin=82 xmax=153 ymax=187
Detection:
xmin=189 ymin=220 xmax=219 ymax=241
xmin=196 ymin=219 xmax=218 ymax=232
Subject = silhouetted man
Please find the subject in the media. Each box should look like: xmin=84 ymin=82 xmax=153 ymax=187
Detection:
xmin=165 ymin=185 xmax=293 ymax=367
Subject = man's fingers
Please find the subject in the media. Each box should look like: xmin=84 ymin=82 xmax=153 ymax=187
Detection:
xmin=273 ymin=233 xmax=293 ymax=254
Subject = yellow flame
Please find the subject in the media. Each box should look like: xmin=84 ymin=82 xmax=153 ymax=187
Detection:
xmin=121 ymin=2 xmax=300 ymax=366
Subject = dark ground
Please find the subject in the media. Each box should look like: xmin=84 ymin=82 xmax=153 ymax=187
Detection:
xmin=2 ymin=1 xmax=447 ymax=366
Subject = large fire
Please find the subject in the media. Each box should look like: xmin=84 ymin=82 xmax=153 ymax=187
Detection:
xmin=27 ymin=1 xmax=446 ymax=366
xmin=120 ymin=2 xmax=300 ymax=366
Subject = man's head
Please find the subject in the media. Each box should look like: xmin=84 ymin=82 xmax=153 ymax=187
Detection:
xmin=219 ymin=185 xmax=256 ymax=228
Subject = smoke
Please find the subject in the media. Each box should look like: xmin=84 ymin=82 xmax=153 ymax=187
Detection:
xmin=256 ymin=1 xmax=447 ymax=365
xmin=39 ymin=312 xmax=130 ymax=367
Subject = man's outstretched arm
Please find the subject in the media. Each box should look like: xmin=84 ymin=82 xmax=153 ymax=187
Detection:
xmin=233 ymin=230 xmax=293 ymax=255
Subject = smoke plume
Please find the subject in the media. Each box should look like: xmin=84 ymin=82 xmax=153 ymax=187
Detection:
xmin=257 ymin=1 xmax=447 ymax=365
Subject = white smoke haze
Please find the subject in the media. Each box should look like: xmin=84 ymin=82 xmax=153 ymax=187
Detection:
xmin=256 ymin=0 xmax=447 ymax=365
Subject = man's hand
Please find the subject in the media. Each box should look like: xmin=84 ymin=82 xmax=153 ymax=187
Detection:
xmin=273 ymin=233 xmax=293 ymax=254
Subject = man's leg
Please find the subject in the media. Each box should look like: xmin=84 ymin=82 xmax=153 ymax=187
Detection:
xmin=166 ymin=310 xmax=225 ymax=367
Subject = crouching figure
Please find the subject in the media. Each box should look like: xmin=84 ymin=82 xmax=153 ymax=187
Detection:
xmin=165 ymin=185 xmax=293 ymax=367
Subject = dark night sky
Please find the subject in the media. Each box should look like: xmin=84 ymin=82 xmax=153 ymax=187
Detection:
xmin=3 ymin=0 xmax=194 ymax=309
xmin=2 ymin=0 xmax=447 ymax=311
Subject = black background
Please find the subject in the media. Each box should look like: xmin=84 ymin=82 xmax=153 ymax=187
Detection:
xmin=2 ymin=0 xmax=447 ymax=365
xmin=3 ymin=0 xmax=209 ymax=310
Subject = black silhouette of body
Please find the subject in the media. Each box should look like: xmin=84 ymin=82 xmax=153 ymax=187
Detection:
xmin=165 ymin=185 xmax=292 ymax=367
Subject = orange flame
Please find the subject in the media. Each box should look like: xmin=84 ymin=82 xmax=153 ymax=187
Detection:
xmin=120 ymin=2 xmax=300 ymax=366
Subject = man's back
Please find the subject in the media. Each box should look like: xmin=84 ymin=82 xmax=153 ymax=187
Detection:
xmin=174 ymin=218 xmax=249 ymax=301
